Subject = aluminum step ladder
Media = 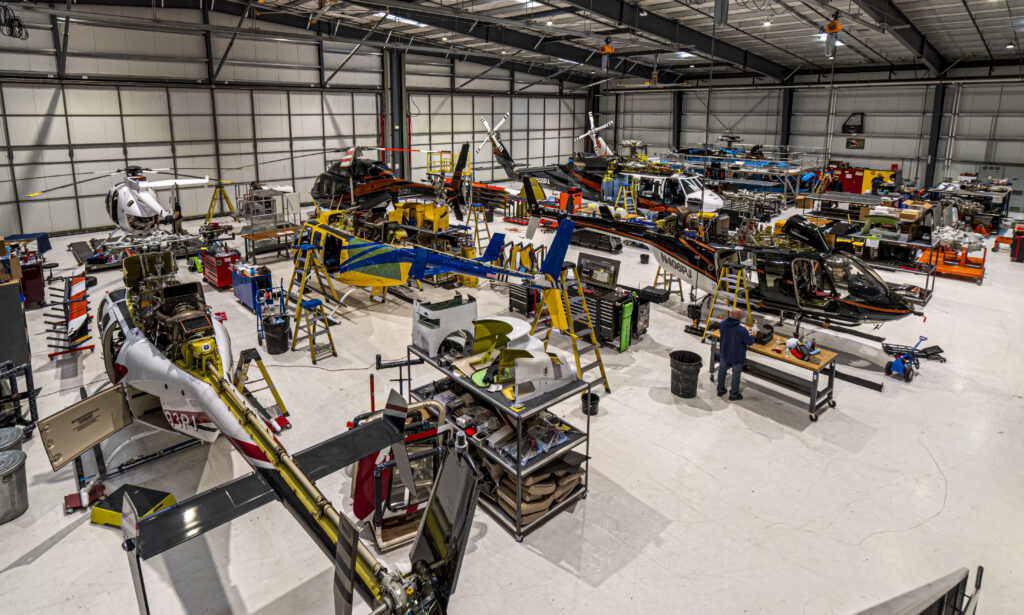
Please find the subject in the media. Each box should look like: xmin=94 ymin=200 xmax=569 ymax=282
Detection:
xmin=530 ymin=263 xmax=611 ymax=393
xmin=701 ymin=265 xmax=753 ymax=342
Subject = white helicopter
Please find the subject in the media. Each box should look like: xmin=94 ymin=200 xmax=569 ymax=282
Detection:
xmin=576 ymin=111 xmax=614 ymax=159
xmin=27 ymin=165 xmax=211 ymax=234
xmin=39 ymin=251 xmax=480 ymax=615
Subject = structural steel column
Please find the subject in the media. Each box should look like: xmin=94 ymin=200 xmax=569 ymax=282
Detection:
xmin=779 ymin=87 xmax=794 ymax=148
xmin=924 ymin=83 xmax=946 ymax=188
xmin=384 ymin=49 xmax=408 ymax=178
xmin=671 ymin=91 xmax=683 ymax=150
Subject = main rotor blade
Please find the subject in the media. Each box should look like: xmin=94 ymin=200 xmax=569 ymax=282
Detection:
xmin=25 ymin=174 xmax=109 ymax=197
xmin=493 ymin=112 xmax=509 ymax=133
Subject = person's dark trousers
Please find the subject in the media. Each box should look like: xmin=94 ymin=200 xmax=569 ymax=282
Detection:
xmin=717 ymin=360 xmax=744 ymax=396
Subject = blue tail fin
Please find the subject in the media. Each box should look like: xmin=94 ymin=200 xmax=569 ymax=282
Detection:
xmin=540 ymin=219 xmax=574 ymax=279
xmin=479 ymin=233 xmax=505 ymax=262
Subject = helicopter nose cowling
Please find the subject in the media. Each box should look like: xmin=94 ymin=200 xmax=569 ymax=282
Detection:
xmin=704 ymin=191 xmax=724 ymax=211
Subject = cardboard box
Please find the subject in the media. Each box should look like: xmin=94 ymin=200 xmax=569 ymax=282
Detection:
xmin=796 ymin=196 xmax=813 ymax=210
xmin=0 ymin=237 xmax=22 ymax=282
xmin=899 ymin=209 xmax=921 ymax=222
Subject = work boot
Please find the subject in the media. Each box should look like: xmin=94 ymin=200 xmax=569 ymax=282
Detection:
xmin=729 ymin=393 xmax=743 ymax=401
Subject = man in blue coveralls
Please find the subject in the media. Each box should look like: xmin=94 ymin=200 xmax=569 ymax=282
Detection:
xmin=717 ymin=308 xmax=755 ymax=401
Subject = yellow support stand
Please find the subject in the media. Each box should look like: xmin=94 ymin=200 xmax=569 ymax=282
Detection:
xmin=529 ymin=264 xmax=611 ymax=393
xmin=652 ymin=266 xmax=685 ymax=301
xmin=700 ymin=265 xmax=753 ymax=342
xmin=204 ymin=185 xmax=235 ymax=225
xmin=427 ymin=150 xmax=471 ymax=175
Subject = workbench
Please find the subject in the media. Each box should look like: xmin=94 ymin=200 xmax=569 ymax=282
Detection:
xmin=241 ymin=225 xmax=299 ymax=263
xmin=407 ymin=344 xmax=591 ymax=542
xmin=707 ymin=330 xmax=837 ymax=422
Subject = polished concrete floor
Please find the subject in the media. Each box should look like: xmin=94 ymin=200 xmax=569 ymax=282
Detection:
xmin=1 ymin=209 xmax=1021 ymax=613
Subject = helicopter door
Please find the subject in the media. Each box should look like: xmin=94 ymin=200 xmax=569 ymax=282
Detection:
xmin=758 ymin=254 xmax=795 ymax=305
xmin=791 ymin=257 xmax=836 ymax=312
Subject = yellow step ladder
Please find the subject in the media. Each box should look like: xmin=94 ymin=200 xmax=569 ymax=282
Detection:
xmin=469 ymin=203 xmax=491 ymax=253
xmin=652 ymin=266 xmax=685 ymax=301
xmin=204 ymin=185 xmax=235 ymax=225
xmin=530 ymin=263 xmax=611 ymax=393
xmin=231 ymin=348 xmax=290 ymax=432
xmin=286 ymin=242 xmax=338 ymax=307
xmin=614 ymin=181 xmax=638 ymax=215
xmin=700 ymin=265 xmax=753 ymax=342
xmin=292 ymin=298 xmax=337 ymax=364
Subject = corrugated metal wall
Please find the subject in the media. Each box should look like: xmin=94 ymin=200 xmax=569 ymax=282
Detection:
xmin=0 ymin=6 xmax=383 ymax=235
xmin=406 ymin=54 xmax=585 ymax=184
xmin=613 ymin=83 xmax=1023 ymax=201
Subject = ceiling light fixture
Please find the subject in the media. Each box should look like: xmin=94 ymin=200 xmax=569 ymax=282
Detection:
xmin=546 ymin=20 xmax=553 ymax=26
xmin=639 ymin=9 xmax=648 ymax=17
xmin=442 ymin=36 xmax=448 ymax=41
xmin=689 ymin=64 xmax=695 ymax=68
xmin=763 ymin=19 xmax=772 ymax=26
xmin=501 ymin=50 xmax=507 ymax=54
xmin=1007 ymin=41 xmax=1017 ymax=49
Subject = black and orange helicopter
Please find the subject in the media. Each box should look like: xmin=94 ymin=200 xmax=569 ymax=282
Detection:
xmin=260 ymin=143 xmax=506 ymax=217
xmin=519 ymin=177 xmax=920 ymax=329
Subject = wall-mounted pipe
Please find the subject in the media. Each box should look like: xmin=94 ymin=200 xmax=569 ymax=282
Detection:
xmin=607 ymin=74 xmax=1024 ymax=94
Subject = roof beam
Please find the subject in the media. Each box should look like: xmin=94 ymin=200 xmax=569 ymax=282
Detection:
xmin=18 ymin=0 xmax=591 ymax=84
xmin=347 ymin=1 xmax=660 ymax=80
xmin=557 ymin=0 xmax=789 ymax=81
xmin=847 ymin=0 xmax=948 ymax=74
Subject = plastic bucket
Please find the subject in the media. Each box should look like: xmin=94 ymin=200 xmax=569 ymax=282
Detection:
xmin=263 ymin=315 xmax=291 ymax=355
xmin=0 ymin=450 xmax=28 ymax=524
xmin=669 ymin=350 xmax=703 ymax=398
xmin=0 ymin=427 xmax=22 ymax=453
xmin=581 ymin=393 xmax=600 ymax=416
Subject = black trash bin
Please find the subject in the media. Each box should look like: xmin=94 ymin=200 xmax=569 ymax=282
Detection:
xmin=669 ymin=350 xmax=702 ymax=398
xmin=263 ymin=315 xmax=291 ymax=355
xmin=581 ymin=392 xmax=599 ymax=416
xmin=640 ymin=253 xmax=650 ymax=264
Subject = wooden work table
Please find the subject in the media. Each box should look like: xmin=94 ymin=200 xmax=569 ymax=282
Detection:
xmin=241 ymin=225 xmax=299 ymax=263
xmin=707 ymin=329 xmax=837 ymax=421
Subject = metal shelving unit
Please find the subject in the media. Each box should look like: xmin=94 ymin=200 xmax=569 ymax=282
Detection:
xmin=406 ymin=344 xmax=591 ymax=542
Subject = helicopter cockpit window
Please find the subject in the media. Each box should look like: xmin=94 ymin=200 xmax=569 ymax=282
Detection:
xmin=681 ymin=177 xmax=702 ymax=195
xmin=823 ymin=254 xmax=889 ymax=301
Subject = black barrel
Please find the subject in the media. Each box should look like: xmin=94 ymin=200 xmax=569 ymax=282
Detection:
xmin=581 ymin=392 xmax=599 ymax=416
xmin=669 ymin=350 xmax=702 ymax=398
xmin=263 ymin=315 xmax=291 ymax=355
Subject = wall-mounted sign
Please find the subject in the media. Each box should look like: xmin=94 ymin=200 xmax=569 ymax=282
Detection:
xmin=846 ymin=138 xmax=865 ymax=150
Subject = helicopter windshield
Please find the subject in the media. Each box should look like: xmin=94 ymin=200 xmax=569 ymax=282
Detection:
xmin=680 ymin=177 xmax=704 ymax=195
xmin=823 ymin=253 xmax=889 ymax=301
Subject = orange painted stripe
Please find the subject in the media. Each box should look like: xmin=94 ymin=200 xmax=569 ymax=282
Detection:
xmin=836 ymin=298 xmax=912 ymax=314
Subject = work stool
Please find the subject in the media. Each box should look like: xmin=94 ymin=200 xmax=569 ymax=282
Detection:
xmin=291 ymin=298 xmax=337 ymax=364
